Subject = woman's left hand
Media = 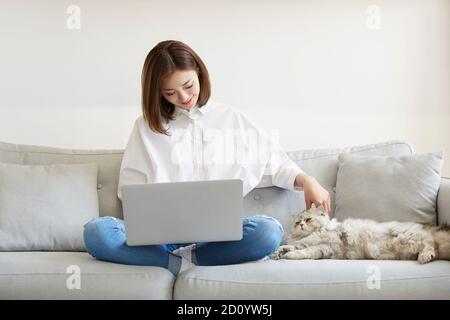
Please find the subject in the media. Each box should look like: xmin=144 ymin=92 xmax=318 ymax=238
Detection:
xmin=295 ymin=173 xmax=331 ymax=214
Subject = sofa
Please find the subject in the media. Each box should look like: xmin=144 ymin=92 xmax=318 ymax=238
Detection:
xmin=0 ymin=139 xmax=449 ymax=300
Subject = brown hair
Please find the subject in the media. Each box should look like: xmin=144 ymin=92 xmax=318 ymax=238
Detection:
xmin=141 ymin=40 xmax=211 ymax=135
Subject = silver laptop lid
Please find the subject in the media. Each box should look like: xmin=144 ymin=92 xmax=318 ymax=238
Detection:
xmin=121 ymin=179 xmax=243 ymax=245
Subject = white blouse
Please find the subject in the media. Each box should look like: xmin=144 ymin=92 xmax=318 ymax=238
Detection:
xmin=117 ymin=99 xmax=304 ymax=200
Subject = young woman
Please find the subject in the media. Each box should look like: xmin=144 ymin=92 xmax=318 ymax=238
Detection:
xmin=83 ymin=40 xmax=331 ymax=275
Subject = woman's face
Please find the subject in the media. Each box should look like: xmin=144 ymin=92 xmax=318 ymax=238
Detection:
xmin=161 ymin=69 xmax=200 ymax=111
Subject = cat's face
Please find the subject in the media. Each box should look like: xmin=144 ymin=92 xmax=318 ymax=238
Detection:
xmin=290 ymin=206 xmax=330 ymax=237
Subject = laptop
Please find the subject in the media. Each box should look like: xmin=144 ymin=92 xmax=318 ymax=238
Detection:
xmin=120 ymin=179 xmax=244 ymax=246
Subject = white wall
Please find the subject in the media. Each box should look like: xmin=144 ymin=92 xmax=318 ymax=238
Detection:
xmin=0 ymin=0 xmax=449 ymax=176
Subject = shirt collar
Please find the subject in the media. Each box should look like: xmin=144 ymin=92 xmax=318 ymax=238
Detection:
xmin=174 ymin=99 xmax=212 ymax=118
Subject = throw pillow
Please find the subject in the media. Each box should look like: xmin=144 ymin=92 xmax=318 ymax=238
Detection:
xmin=334 ymin=152 xmax=443 ymax=224
xmin=0 ymin=162 xmax=99 ymax=251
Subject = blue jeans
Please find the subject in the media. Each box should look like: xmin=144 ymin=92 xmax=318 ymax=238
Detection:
xmin=83 ymin=215 xmax=283 ymax=275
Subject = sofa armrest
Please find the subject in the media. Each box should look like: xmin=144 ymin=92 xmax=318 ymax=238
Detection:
xmin=437 ymin=177 xmax=450 ymax=225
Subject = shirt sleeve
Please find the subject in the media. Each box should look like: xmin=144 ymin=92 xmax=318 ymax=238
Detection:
xmin=266 ymin=140 xmax=305 ymax=191
xmin=117 ymin=119 xmax=154 ymax=201
xmin=234 ymin=107 xmax=305 ymax=192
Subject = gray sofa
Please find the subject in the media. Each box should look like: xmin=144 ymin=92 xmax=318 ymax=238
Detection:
xmin=0 ymin=140 xmax=449 ymax=299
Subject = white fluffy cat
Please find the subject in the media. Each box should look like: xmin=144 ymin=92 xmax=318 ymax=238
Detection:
xmin=270 ymin=206 xmax=450 ymax=264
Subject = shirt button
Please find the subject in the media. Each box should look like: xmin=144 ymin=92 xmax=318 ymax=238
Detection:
xmin=253 ymin=194 xmax=261 ymax=201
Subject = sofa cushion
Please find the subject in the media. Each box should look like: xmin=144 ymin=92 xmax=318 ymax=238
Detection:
xmin=334 ymin=152 xmax=443 ymax=224
xmin=0 ymin=162 xmax=99 ymax=251
xmin=174 ymin=259 xmax=450 ymax=299
xmin=0 ymin=141 xmax=124 ymax=219
xmin=438 ymin=177 xmax=450 ymax=225
xmin=0 ymin=252 xmax=174 ymax=299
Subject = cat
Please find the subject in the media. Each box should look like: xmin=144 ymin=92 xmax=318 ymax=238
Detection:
xmin=270 ymin=206 xmax=450 ymax=264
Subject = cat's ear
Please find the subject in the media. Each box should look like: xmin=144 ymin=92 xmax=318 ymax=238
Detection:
xmin=321 ymin=210 xmax=331 ymax=217
xmin=316 ymin=204 xmax=327 ymax=216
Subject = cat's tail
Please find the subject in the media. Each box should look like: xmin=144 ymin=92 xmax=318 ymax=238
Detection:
xmin=434 ymin=225 xmax=450 ymax=260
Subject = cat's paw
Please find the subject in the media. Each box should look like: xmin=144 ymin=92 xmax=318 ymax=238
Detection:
xmin=418 ymin=249 xmax=435 ymax=264
xmin=281 ymin=250 xmax=308 ymax=260
xmin=270 ymin=245 xmax=296 ymax=260
xmin=269 ymin=251 xmax=281 ymax=260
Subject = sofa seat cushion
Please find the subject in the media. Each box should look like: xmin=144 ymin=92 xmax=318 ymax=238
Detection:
xmin=0 ymin=252 xmax=174 ymax=299
xmin=174 ymin=259 xmax=450 ymax=299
